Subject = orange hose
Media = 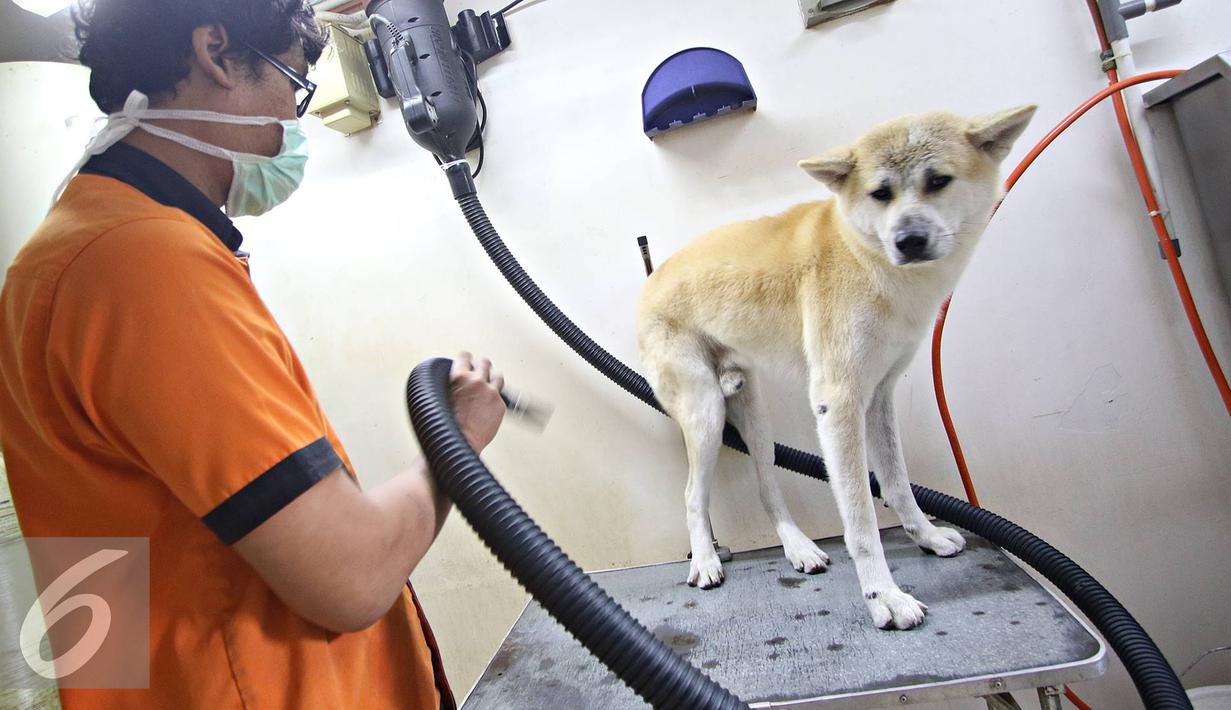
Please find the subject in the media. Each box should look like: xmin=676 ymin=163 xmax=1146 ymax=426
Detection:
xmin=934 ymin=71 xmax=1181 ymax=710
xmin=931 ymin=7 xmax=1223 ymax=709
xmin=933 ymin=3 xmax=1231 ymax=702
xmin=1085 ymin=0 xmax=1231 ymax=415
xmin=1065 ymin=685 xmax=1096 ymax=710
xmin=1106 ymin=90 xmax=1231 ymax=415
xmin=1003 ymin=71 xmax=1184 ymax=193
xmin=1085 ymin=0 xmax=1112 ymax=52
xmin=930 ymin=296 xmax=978 ymax=507
xmin=930 ymin=70 xmax=1188 ymax=516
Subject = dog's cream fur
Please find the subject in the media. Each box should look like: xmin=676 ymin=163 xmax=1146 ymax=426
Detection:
xmin=636 ymin=106 xmax=1036 ymax=630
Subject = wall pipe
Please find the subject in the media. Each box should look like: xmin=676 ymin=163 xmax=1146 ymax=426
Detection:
xmin=1120 ymin=0 xmax=1183 ymax=20
xmin=1097 ymin=0 xmax=1130 ymax=41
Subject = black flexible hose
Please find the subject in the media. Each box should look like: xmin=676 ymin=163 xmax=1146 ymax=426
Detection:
xmin=406 ymin=358 xmax=748 ymax=710
xmin=444 ymin=165 xmax=1190 ymax=709
xmin=913 ymin=486 xmax=1191 ymax=708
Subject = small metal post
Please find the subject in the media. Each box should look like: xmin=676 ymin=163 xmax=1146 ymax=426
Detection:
xmin=685 ymin=539 xmax=733 ymax=563
xmin=636 ymin=236 xmax=654 ymax=276
xmin=1037 ymin=686 xmax=1064 ymax=710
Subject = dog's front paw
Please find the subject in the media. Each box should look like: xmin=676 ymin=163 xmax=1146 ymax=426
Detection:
xmin=914 ymin=525 xmax=966 ymax=558
xmin=687 ymin=554 xmax=725 ymax=589
xmin=783 ymin=533 xmax=829 ymax=574
xmin=864 ymin=587 xmax=928 ymax=630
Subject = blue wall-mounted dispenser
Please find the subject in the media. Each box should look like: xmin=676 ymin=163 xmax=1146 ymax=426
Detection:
xmin=641 ymin=47 xmax=756 ymax=139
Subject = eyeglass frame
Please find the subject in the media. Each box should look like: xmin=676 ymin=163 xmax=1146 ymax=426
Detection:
xmin=246 ymin=44 xmax=317 ymax=118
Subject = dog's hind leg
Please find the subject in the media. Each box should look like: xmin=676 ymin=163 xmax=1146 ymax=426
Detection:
xmin=726 ymin=370 xmax=829 ymax=574
xmin=866 ymin=377 xmax=965 ymax=557
xmin=678 ymin=378 xmax=727 ymax=589
xmin=644 ymin=339 xmax=728 ymax=589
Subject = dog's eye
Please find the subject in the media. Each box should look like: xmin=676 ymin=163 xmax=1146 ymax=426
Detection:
xmin=926 ymin=174 xmax=953 ymax=192
xmin=870 ymin=186 xmax=893 ymax=202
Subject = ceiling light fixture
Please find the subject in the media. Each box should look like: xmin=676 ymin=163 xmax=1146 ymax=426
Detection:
xmin=12 ymin=0 xmax=74 ymax=18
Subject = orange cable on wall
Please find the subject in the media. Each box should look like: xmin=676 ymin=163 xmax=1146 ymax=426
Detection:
xmin=929 ymin=4 xmax=1231 ymax=708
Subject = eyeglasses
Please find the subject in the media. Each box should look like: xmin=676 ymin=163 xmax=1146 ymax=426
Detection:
xmin=247 ymin=44 xmax=317 ymax=118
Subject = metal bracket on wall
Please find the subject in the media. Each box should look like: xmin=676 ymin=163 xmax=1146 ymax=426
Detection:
xmin=1100 ymin=49 xmax=1118 ymax=72
xmin=1158 ymin=238 xmax=1182 ymax=260
xmin=798 ymin=0 xmax=895 ymax=28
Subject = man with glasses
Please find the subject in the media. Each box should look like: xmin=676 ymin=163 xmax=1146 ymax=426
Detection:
xmin=0 ymin=2 xmax=505 ymax=709
xmin=249 ymin=42 xmax=319 ymax=118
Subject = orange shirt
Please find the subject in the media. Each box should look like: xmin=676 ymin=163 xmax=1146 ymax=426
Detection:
xmin=0 ymin=144 xmax=452 ymax=709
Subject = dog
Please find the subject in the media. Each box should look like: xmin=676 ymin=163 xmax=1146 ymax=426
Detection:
xmin=636 ymin=106 xmax=1036 ymax=630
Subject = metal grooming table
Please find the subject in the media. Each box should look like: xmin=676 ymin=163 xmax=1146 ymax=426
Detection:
xmin=461 ymin=527 xmax=1106 ymax=709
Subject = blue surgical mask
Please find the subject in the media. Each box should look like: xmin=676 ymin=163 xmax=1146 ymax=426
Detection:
xmin=53 ymin=90 xmax=309 ymax=217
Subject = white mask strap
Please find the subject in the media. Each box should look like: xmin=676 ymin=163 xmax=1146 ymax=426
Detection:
xmin=49 ymin=90 xmax=283 ymax=212
xmin=136 ymin=122 xmax=277 ymax=164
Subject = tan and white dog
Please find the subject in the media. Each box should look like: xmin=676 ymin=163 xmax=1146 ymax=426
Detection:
xmin=636 ymin=106 xmax=1036 ymax=630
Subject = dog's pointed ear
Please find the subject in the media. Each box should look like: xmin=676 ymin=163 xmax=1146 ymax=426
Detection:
xmin=966 ymin=105 xmax=1037 ymax=162
xmin=799 ymin=148 xmax=856 ymax=191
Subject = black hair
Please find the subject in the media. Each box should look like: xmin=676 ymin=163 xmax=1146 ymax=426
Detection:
xmin=73 ymin=0 xmax=327 ymax=113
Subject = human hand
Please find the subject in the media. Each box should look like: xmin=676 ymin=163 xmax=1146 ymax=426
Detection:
xmin=449 ymin=352 xmax=506 ymax=452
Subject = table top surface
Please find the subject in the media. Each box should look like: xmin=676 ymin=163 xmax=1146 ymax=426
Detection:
xmin=461 ymin=526 xmax=1106 ymax=709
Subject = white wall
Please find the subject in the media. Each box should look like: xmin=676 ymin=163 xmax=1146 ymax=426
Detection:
xmin=0 ymin=62 xmax=100 ymax=271
xmin=3 ymin=1 xmax=1231 ymax=707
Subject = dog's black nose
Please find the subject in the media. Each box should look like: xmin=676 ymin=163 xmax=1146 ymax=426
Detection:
xmin=895 ymin=232 xmax=930 ymax=262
